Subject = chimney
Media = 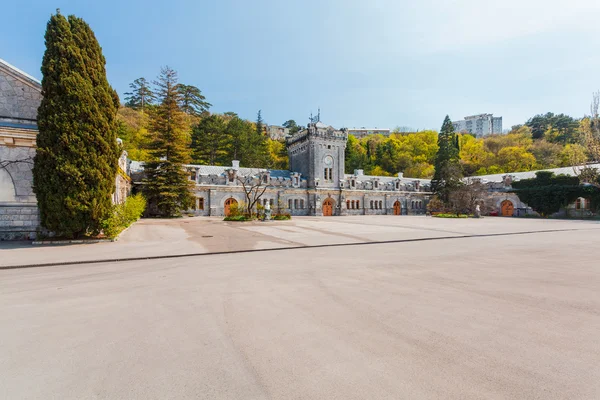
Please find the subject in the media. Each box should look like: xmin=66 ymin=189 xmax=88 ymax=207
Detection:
xmin=232 ymin=160 xmax=240 ymax=169
xmin=397 ymin=172 xmax=404 ymax=178
xmin=354 ymin=169 xmax=364 ymax=176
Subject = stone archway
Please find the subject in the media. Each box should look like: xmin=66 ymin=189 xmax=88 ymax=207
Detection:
xmin=0 ymin=168 xmax=16 ymax=202
xmin=224 ymin=198 xmax=238 ymax=216
xmin=501 ymin=200 xmax=514 ymax=217
xmin=393 ymin=200 xmax=401 ymax=216
xmin=322 ymin=198 xmax=334 ymax=216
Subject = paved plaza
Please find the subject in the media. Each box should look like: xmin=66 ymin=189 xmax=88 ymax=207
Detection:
xmin=1 ymin=216 xmax=600 ymax=399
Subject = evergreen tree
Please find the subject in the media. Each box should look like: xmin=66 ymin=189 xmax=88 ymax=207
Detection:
xmin=191 ymin=114 xmax=228 ymax=165
xmin=124 ymin=77 xmax=155 ymax=111
xmin=176 ymin=84 xmax=211 ymax=116
xmin=243 ymin=110 xmax=271 ymax=167
xmin=432 ymin=116 xmax=462 ymax=202
xmin=33 ymin=12 xmax=120 ymax=238
xmin=142 ymin=67 xmax=194 ymax=217
xmin=225 ymin=116 xmax=252 ymax=161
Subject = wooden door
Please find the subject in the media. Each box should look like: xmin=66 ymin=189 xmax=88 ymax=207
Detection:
xmin=224 ymin=198 xmax=238 ymax=216
xmin=323 ymin=199 xmax=333 ymax=216
xmin=501 ymin=200 xmax=514 ymax=217
xmin=393 ymin=201 xmax=401 ymax=216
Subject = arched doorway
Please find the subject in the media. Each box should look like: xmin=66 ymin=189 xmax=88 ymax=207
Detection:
xmin=501 ymin=200 xmax=514 ymax=217
xmin=393 ymin=200 xmax=401 ymax=215
xmin=224 ymin=198 xmax=238 ymax=216
xmin=322 ymin=198 xmax=334 ymax=216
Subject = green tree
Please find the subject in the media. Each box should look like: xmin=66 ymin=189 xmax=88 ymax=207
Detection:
xmin=33 ymin=12 xmax=120 ymax=238
xmin=142 ymin=67 xmax=194 ymax=217
xmin=176 ymin=84 xmax=211 ymax=116
xmin=225 ymin=115 xmax=252 ymax=161
xmin=124 ymin=77 xmax=155 ymax=111
xmin=282 ymin=119 xmax=302 ymax=134
xmin=432 ymin=116 xmax=462 ymax=202
xmin=243 ymin=110 xmax=271 ymax=167
xmin=191 ymin=114 xmax=228 ymax=165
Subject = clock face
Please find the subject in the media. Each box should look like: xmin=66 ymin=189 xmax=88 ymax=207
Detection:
xmin=324 ymin=155 xmax=333 ymax=166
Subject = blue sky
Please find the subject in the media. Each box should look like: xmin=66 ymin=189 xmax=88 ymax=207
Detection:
xmin=2 ymin=0 xmax=600 ymax=131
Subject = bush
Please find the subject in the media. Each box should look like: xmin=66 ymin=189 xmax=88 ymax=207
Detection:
xmin=272 ymin=213 xmax=291 ymax=220
xmin=224 ymin=215 xmax=252 ymax=221
xmin=101 ymin=194 xmax=147 ymax=239
xmin=433 ymin=213 xmax=470 ymax=218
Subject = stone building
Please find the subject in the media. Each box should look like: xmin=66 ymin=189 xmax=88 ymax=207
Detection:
xmin=183 ymin=121 xmax=433 ymax=216
xmin=0 ymin=59 xmax=131 ymax=240
xmin=470 ymin=163 xmax=600 ymax=217
xmin=346 ymin=128 xmax=391 ymax=139
xmin=0 ymin=59 xmax=42 ymax=240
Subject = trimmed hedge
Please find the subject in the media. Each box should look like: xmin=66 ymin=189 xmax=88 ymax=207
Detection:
xmin=433 ymin=213 xmax=470 ymax=218
xmin=101 ymin=194 xmax=147 ymax=239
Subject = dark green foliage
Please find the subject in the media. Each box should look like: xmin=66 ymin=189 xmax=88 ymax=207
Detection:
xmin=124 ymin=77 xmax=155 ymax=111
xmin=142 ymin=67 xmax=194 ymax=217
xmin=101 ymin=194 xmax=146 ymax=238
xmin=511 ymin=171 xmax=600 ymax=216
xmin=176 ymin=84 xmax=211 ymax=116
xmin=191 ymin=115 xmax=228 ymax=164
xmin=525 ymin=112 xmax=579 ymax=143
xmin=432 ymin=116 xmax=462 ymax=202
xmin=33 ymin=12 xmax=120 ymax=238
xmin=282 ymin=119 xmax=302 ymax=135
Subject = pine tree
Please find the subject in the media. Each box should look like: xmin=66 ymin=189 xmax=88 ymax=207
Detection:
xmin=431 ymin=115 xmax=462 ymax=202
xmin=176 ymin=84 xmax=211 ymax=116
xmin=242 ymin=110 xmax=271 ymax=167
xmin=142 ymin=66 xmax=194 ymax=217
xmin=191 ymin=114 xmax=228 ymax=165
xmin=225 ymin=116 xmax=252 ymax=161
xmin=124 ymin=77 xmax=155 ymax=111
xmin=33 ymin=12 xmax=120 ymax=238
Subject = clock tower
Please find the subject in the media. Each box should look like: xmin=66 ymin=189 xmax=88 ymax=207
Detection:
xmin=287 ymin=121 xmax=347 ymax=190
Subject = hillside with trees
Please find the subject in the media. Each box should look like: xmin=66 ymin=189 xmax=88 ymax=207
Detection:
xmin=117 ymin=76 xmax=599 ymax=181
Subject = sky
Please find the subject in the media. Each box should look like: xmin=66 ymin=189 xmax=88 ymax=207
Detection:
xmin=2 ymin=0 xmax=600 ymax=131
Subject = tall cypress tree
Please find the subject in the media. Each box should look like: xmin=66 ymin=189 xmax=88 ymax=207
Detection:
xmin=33 ymin=12 xmax=120 ymax=238
xmin=142 ymin=67 xmax=194 ymax=217
xmin=431 ymin=115 xmax=462 ymax=202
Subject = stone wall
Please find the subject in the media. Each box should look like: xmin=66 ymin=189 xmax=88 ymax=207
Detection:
xmin=0 ymin=62 xmax=42 ymax=122
xmin=0 ymin=145 xmax=38 ymax=240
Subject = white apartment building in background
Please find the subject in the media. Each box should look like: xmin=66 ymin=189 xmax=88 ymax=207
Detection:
xmin=452 ymin=114 xmax=502 ymax=137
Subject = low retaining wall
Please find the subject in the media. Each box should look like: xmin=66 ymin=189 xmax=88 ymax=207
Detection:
xmin=0 ymin=204 xmax=39 ymax=240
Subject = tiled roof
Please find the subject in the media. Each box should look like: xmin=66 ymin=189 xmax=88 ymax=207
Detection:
xmin=0 ymin=58 xmax=42 ymax=86
xmin=470 ymin=163 xmax=600 ymax=183
xmin=344 ymin=174 xmax=431 ymax=184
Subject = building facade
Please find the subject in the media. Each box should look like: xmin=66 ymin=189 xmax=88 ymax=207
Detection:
xmin=266 ymin=125 xmax=290 ymax=140
xmin=0 ymin=59 xmax=131 ymax=240
xmin=184 ymin=121 xmax=432 ymax=216
xmin=453 ymin=114 xmax=502 ymax=137
xmin=347 ymin=128 xmax=391 ymax=139
xmin=0 ymin=59 xmax=42 ymax=240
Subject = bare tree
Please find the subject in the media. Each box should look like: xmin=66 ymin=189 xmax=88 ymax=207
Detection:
xmin=0 ymin=157 xmax=33 ymax=170
xmin=449 ymin=179 xmax=486 ymax=215
xmin=236 ymin=170 xmax=269 ymax=216
xmin=583 ymin=91 xmax=600 ymax=162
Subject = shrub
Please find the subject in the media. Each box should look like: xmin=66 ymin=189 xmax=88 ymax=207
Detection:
xmin=224 ymin=215 xmax=252 ymax=221
xmin=433 ymin=213 xmax=469 ymax=218
xmin=101 ymin=194 xmax=147 ymax=239
xmin=272 ymin=213 xmax=291 ymax=220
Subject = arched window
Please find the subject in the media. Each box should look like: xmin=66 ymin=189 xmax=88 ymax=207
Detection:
xmin=411 ymin=201 xmax=415 ymax=209
xmin=351 ymin=200 xmax=355 ymax=209
xmin=347 ymin=200 xmax=350 ymax=209
xmin=370 ymin=200 xmax=374 ymax=209
xmin=294 ymin=199 xmax=298 ymax=209
xmin=356 ymin=200 xmax=360 ymax=209
xmin=379 ymin=200 xmax=383 ymax=209
xmin=288 ymin=199 xmax=293 ymax=209
xmin=300 ymin=200 xmax=304 ymax=209
xmin=576 ymin=198 xmax=584 ymax=210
